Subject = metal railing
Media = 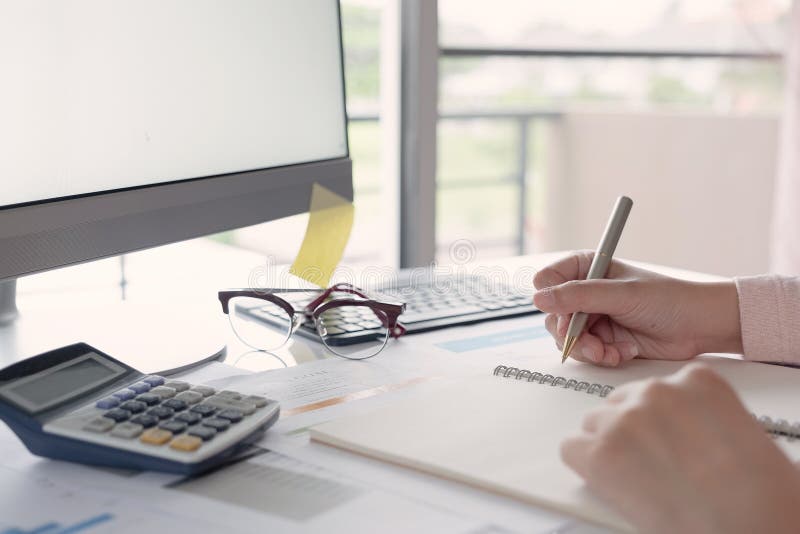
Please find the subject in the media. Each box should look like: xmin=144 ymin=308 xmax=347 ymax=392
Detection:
xmin=350 ymin=110 xmax=561 ymax=256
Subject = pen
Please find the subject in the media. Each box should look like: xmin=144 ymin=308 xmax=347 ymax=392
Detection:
xmin=562 ymin=196 xmax=633 ymax=364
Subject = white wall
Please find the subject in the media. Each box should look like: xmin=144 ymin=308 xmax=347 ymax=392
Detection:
xmin=541 ymin=111 xmax=779 ymax=277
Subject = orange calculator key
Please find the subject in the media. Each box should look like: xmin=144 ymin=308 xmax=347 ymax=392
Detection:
xmin=140 ymin=428 xmax=172 ymax=446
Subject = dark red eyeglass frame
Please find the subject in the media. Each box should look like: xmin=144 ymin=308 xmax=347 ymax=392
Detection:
xmin=218 ymin=283 xmax=407 ymax=338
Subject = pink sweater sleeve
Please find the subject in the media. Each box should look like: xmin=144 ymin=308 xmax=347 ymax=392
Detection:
xmin=735 ymin=275 xmax=800 ymax=363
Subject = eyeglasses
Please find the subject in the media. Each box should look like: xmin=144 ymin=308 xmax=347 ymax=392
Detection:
xmin=218 ymin=283 xmax=407 ymax=360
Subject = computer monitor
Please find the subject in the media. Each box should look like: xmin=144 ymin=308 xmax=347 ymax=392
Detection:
xmin=0 ymin=0 xmax=352 ymax=326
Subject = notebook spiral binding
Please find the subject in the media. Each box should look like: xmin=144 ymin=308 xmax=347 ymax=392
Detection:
xmin=492 ymin=365 xmax=615 ymax=398
xmin=493 ymin=365 xmax=800 ymax=441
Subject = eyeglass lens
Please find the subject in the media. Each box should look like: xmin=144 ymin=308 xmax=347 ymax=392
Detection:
xmin=316 ymin=303 xmax=390 ymax=360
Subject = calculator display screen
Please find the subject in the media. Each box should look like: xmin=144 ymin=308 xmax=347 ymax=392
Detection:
xmin=1 ymin=353 xmax=127 ymax=414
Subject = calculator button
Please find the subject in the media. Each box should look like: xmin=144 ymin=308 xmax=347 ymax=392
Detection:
xmin=119 ymin=400 xmax=147 ymax=414
xmin=147 ymin=406 xmax=175 ymax=420
xmin=95 ymin=397 xmax=120 ymax=409
xmin=162 ymin=399 xmax=188 ymax=412
xmin=140 ymin=428 xmax=172 ymax=446
xmin=83 ymin=417 xmax=115 ymax=433
xmin=204 ymin=397 xmax=256 ymax=416
xmin=175 ymin=391 xmax=203 ymax=405
xmin=216 ymin=409 xmax=243 ymax=423
xmin=174 ymin=411 xmax=202 ymax=425
xmin=129 ymin=382 xmax=151 ymax=394
xmin=190 ymin=385 xmax=215 ymax=397
xmin=187 ymin=426 xmax=216 ymax=441
xmin=111 ymin=422 xmax=143 ymax=439
xmin=190 ymin=404 xmax=217 ymax=417
xmin=136 ymin=394 xmax=161 ymax=406
xmin=130 ymin=414 xmax=158 ymax=428
xmin=217 ymin=390 xmax=245 ymax=401
xmin=104 ymin=408 xmax=132 ymax=422
xmin=159 ymin=420 xmax=188 ymax=434
xmin=149 ymin=386 xmax=176 ymax=399
xmin=202 ymin=418 xmax=230 ymax=432
xmin=242 ymin=395 xmax=269 ymax=408
xmin=142 ymin=375 xmax=166 ymax=386
xmin=170 ymin=435 xmax=202 ymax=452
xmin=162 ymin=381 xmax=190 ymax=393
xmin=112 ymin=389 xmax=136 ymax=401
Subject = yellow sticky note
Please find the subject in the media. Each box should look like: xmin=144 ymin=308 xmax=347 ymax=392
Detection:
xmin=289 ymin=183 xmax=354 ymax=287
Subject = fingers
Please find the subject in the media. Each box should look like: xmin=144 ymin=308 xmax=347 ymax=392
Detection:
xmin=560 ymin=434 xmax=593 ymax=480
xmin=533 ymin=278 xmax=637 ymax=317
xmin=545 ymin=313 xmax=637 ymax=366
xmin=533 ymin=251 xmax=595 ymax=289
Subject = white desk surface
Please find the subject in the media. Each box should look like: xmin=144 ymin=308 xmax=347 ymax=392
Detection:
xmin=0 ymin=243 xmax=727 ymax=533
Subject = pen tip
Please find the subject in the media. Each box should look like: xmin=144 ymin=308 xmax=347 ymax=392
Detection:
xmin=561 ymin=336 xmax=577 ymax=364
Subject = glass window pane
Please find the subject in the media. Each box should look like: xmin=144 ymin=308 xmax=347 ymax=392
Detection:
xmin=440 ymin=0 xmax=790 ymax=53
xmin=438 ymin=119 xmax=518 ymax=184
xmin=437 ymin=183 xmax=520 ymax=262
xmin=441 ymin=56 xmax=784 ymax=114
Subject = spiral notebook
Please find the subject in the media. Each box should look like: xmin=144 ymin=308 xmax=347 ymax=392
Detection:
xmin=310 ymin=357 xmax=800 ymax=532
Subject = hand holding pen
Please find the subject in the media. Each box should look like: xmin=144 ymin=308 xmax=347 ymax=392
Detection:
xmin=532 ymin=198 xmax=743 ymax=366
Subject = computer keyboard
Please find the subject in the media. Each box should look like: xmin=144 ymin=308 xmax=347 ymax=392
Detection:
xmin=247 ymin=275 xmax=540 ymax=346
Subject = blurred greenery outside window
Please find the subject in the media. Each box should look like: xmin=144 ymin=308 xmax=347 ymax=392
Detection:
xmin=435 ymin=0 xmax=791 ymax=262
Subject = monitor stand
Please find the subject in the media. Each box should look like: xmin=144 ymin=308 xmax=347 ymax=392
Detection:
xmin=0 ymin=279 xmax=227 ymax=375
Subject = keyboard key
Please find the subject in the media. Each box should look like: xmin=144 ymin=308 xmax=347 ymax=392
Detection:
xmin=149 ymin=386 xmax=177 ymax=399
xmin=148 ymin=406 xmax=175 ymax=420
xmin=112 ymin=389 xmax=136 ymax=401
xmin=174 ymin=411 xmax=202 ymax=425
xmin=95 ymin=397 xmax=120 ymax=409
xmin=188 ymin=425 xmax=216 ymax=441
xmin=142 ymin=375 xmax=166 ymax=387
xmin=242 ymin=395 xmax=269 ymax=408
xmin=163 ymin=381 xmax=190 ymax=392
xmin=83 ymin=417 xmax=115 ymax=433
xmin=104 ymin=408 xmax=132 ymax=422
xmin=175 ymin=391 xmax=203 ymax=405
xmin=140 ymin=428 xmax=172 ymax=446
xmin=159 ymin=420 xmax=188 ymax=434
xmin=204 ymin=397 xmax=256 ymax=416
xmin=170 ymin=435 xmax=203 ymax=452
xmin=136 ymin=393 xmax=161 ymax=406
xmin=129 ymin=382 xmax=152 ymax=394
xmin=130 ymin=414 xmax=158 ymax=428
xmin=216 ymin=409 xmax=243 ymax=423
xmin=189 ymin=385 xmax=215 ymax=397
xmin=162 ymin=398 xmax=188 ymax=412
xmin=111 ymin=422 xmax=143 ymax=439
xmin=190 ymin=404 xmax=217 ymax=417
xmin=202 ymin=418 xmax=230 ymax=431
xmin=118 ymin=400 xmax=147 ymax=414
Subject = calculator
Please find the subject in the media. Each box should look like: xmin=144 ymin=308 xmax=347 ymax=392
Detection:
xmin=0 ymin=343 xmax=279 ymax=474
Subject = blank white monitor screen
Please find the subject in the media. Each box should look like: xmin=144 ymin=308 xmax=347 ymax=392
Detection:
xmin=0 ymin=0 xmax=348 ymax=209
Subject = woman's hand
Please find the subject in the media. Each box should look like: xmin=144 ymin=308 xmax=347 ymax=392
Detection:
xmin=532 ymin=251 xmax=742 ymax=366
xmin=562 ymin=364 xmax=800 ymax=534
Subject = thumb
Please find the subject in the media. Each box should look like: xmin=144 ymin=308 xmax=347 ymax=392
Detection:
xmin=533 ymin=279 xmax=636 ymax=316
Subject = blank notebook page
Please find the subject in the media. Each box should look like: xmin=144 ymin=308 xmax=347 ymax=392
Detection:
xmin=311 ymin=375 xmax=631 ymax=532
xmin=310 ymin=358 xmax=800 ymax=533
